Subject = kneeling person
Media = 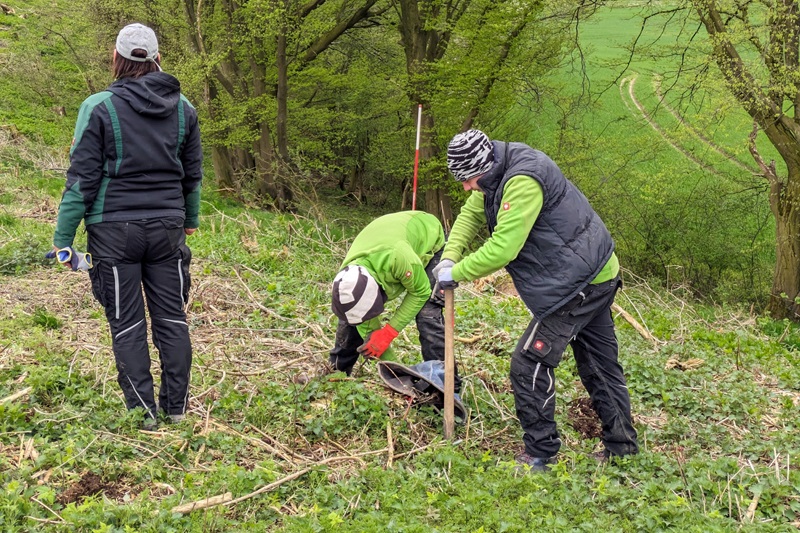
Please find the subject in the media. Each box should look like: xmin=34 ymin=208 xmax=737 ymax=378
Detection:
xmin=330 ymin=211 xmax=460 ymax=392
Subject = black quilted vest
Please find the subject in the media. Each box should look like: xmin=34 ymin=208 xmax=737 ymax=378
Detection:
xmin=477 ymin=141 xmax=614 ymax=320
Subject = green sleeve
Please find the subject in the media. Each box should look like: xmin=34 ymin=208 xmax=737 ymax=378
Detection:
xmin=386 ymin=253 xmax=430 ymax=333
xmin=452 ymin=176 xmax=543 ymax=282
xmin=356 ymin=317 xmax=381 ymax=339
xmin=53 ymin=184 xmax=86 ymax=248
xmin=442 ymin=192 xmax=486 ymax=262
xmin=180 ymin=99 xmax=203 ymax=229
xmin=54 ymin=94 xmax=109 ymax=248
xmin=355 ymin=318 xmax=398 ymax=362
xmin=184 ymin=186 xmax=201 ymax=229
xmin=356 ymin=241 xmax=430 ymax=334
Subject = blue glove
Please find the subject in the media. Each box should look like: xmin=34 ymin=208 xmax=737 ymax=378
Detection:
xmin=437 ymin=266 xmax=458 ymax=290
xmin=46 ymin=247 xmax=93 ymax=271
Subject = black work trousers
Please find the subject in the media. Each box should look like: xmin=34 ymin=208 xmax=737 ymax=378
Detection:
xmin=87 ymin=218 xmax=192 ymax=422
xmin=329 ymin=250 xmax=461 ymax=392
xmin=510 ymin=277 xmax=638 ymax=458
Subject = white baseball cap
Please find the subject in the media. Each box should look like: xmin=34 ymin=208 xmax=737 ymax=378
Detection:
xmin=116 ymin=23 xmax=159 ymax=64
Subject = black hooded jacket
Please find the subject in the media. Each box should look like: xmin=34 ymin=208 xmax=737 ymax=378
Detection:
xmin=54 ymin=72 xmax=203 ymax=247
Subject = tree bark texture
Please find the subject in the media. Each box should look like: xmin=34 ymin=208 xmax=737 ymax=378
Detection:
xmin=398 ymin=0 xmax=466 ymax=223
xmin=693 ymin=0 xmax=800 ymax=318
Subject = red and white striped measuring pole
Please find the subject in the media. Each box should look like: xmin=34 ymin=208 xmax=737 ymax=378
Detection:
xmin=411 ymin=104 xmax=422 ymax=211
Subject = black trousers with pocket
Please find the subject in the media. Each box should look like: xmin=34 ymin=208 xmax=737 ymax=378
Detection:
xmin=509 ymin=276 xmax=638 ymax=458
xmin=87 ymin=218 xmax=192 ymax=421
xmin=329 ymin=250 xmax=461 ymax=392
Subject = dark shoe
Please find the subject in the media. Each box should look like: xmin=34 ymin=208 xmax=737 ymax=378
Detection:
xmin=590 ymin=450 xmax=609 ymax=464
xmin=514 ymin=451 xmax=555 ymax=473
xmin=157 ymin=405 xmax=186 ymax=424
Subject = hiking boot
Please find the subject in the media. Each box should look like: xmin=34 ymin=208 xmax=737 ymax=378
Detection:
xmin=514 ymin=451 xmax=555 ymax=473
xmin=166 ymin=413 xmax=185 ymax=424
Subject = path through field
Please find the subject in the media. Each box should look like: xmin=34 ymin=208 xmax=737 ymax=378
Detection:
xmin=620 ymin=75 xmax=756 ymax=180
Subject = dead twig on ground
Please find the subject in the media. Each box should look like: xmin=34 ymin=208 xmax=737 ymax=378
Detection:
xmin=1 ymin=386 xmax=32 ymax=404
xmin=612 ymin=302 xmax=660 ymax=347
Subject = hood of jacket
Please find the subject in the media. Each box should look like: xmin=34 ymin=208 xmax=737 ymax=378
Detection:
xmin=108 ymin=72 xmax=181 ymax=118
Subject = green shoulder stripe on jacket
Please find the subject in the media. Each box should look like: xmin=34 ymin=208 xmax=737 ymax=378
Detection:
xmin=84 ymin=176 xmax=112 ymax=225
xmin=179 ymin=94 xmax=195 ymax=109
xmin=103 ymin=99 xmax=123 ymax=175
xmin=70 ymin=92 xmax=113 ymax=157
xmin=176 ymin=98 xmax=185 ymax=159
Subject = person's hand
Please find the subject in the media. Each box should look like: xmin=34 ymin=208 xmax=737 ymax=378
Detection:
xmin=357 ymin=324 xmax=399 ymax=359
xmin=184 ymin=227 xmax=197 ymax=236
xmin=432 ymin=259 xmax=455 ymax=295
xmin=432 ymin=259 xmax=455 ymax=280
xmin=46 ymin=246 xmax=93 ymax=271
xmin=437 ymin=266 xmax=458 ymax=290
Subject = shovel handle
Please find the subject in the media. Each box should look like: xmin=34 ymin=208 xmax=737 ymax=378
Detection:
xmin=443 ymin=288 xmax=455 ymax=439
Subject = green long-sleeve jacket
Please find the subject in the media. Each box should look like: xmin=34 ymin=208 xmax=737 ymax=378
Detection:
xmin=342 ymin=211 xmax=444 ymax=342
xmin=443 ymin=177 xmax=618 ymax=283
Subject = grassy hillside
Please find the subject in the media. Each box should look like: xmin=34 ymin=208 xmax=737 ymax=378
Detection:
xmin=1 ymin=1 xmax=800 ymax=531
xmin=506 ymin=2 xmax=776 ymax=304
xmin=2 ymin=127 xmax=800 ymax=531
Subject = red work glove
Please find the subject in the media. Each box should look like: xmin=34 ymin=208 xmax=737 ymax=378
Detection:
xmin=357 ymin=324 xmax=399 ymax=359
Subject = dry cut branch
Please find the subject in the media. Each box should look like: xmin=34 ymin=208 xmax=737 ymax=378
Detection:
xmin=612 ymin=303 xmax=660 ymax=346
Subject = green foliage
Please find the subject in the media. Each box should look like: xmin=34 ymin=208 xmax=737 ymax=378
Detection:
xmin=0 ymin=1 xmax=109 ymax=146
xmin=32 ymin=307 xmax=62 ymax=330
xmin=3 ymin=131 xmax=800 ymax=529
xmin=496 ymin=3 xmax=776 ymax=306
xmin=2 ymin=1 xmax=800 ymax=530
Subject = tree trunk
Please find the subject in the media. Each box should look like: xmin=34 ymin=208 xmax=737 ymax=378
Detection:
xmin=276 ymin=9 xmax=291 ymax=164
xmin=398 ymin=0 xmax=462 ymax=225
xmin=211 ymin=146 xmax=237 ymax=194
xmin=692 ymin=0 xmax=800 ymax=318
xmin=415 ymin=111 xmax=453 ymax=222
xmin=768 ymin=170 xmax=800 ymax=318
xmin=251 ymin=30 xmax=294 ymax=211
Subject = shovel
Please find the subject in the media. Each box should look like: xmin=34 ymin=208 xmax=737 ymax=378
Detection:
xmin=443 ymin=288 xmax=455 ymax=439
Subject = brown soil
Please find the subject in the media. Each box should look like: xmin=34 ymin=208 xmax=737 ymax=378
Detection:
xmin=567 ymin=397 xmax=602 ymax=439
xmin=56 ymin=472 xmax=126 ymax=505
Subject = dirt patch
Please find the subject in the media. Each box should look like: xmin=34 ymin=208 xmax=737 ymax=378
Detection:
xmin=567 ymin=397 xmax=602 ymax=439
xmin=56 ymin=472 xmax=127 ymax=505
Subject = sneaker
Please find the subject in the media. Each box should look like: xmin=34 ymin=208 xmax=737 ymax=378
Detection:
xmin=141 ymin=417 xmax=158 ymax=431
xmin=514 ymin=451 xmax=555 ymax=473
xmin=167 ymin=413 xmax=185 ymax=424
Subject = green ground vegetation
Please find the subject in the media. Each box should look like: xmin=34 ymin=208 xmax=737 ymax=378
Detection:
xmin=1 ymin=125 xmax=799 ymax=532
xmin=1 ymin=1 xmax=799 ymax=531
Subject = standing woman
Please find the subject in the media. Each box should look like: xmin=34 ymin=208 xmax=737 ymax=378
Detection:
xmin=53 ymin=23 xmax=203 ymax=429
